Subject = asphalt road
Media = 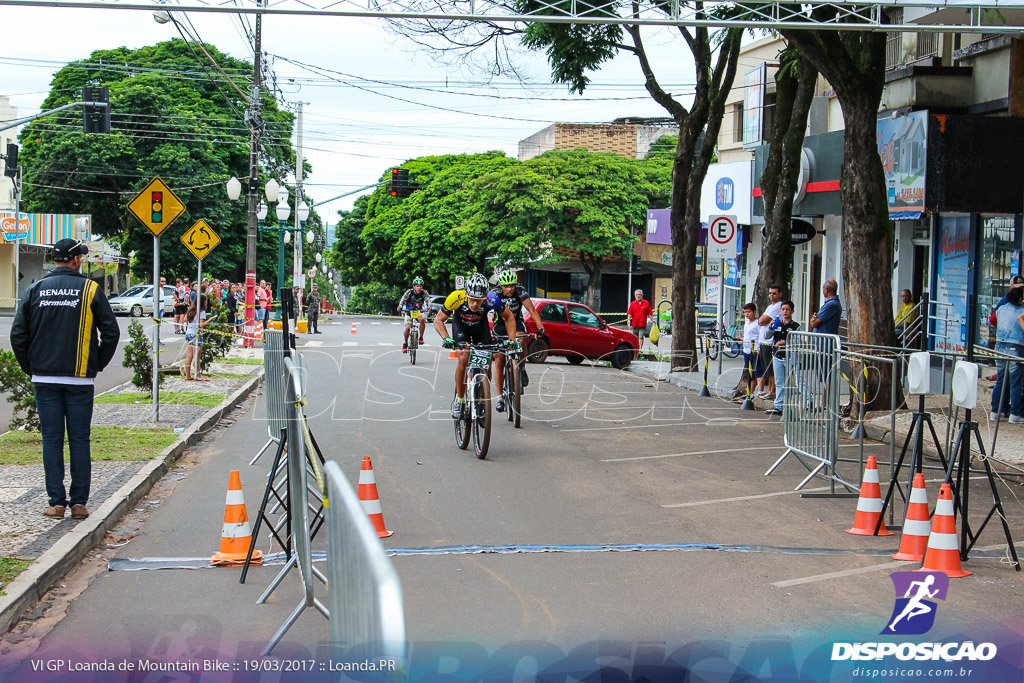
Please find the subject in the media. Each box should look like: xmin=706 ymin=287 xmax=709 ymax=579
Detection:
xmin=0 ymin=315 xmax=190 ymax=430
xmin=4 ymin=316 xmax=1023 ymax=675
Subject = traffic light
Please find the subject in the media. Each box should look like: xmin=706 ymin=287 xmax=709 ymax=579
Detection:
xmin=151 ymin=191 xmax=163 ymax=224
xmin=2 ymin=143 xmax=17 ymax=178
xmin=82 ymin=86 xmax=110 ymax=134
xmin=631 ymin=255 xmax=641 ymax=272
xmin=390 ymin=168 xmax=410 ymax=197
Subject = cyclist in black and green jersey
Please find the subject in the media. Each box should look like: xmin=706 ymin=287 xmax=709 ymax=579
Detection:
xmin=396 ymin=277 xmax=430 ymax=352
xmin=491 ymin=269 xmax=545 ymax=407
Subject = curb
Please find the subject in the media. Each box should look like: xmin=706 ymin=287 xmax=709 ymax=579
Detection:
xmin=0 ymin=370 xmax=264 ymax=636
xmin=629 ymin=362 xmax=742 ymax=401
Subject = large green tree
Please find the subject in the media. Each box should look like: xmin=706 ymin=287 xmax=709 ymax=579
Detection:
xmin=19 ymin=39 xmax=297 ymax=283
xmin=470 ymin=149 xmax=670 ymax=309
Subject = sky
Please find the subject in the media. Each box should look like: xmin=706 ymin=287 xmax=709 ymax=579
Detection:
xmin=1 ymin=4 xmax=709 ymax=224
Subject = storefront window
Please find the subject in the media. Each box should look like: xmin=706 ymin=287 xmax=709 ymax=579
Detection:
xmin=976 ymin=215 xmax=1019 ymax=344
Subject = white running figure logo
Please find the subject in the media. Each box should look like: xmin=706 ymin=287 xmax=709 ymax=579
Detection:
xmin=889 ymin=574 xmax=939 ymax=631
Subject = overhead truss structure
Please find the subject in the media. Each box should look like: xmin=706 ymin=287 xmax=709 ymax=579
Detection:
xmin=3 ymin=0 xmax=1024 ymax=33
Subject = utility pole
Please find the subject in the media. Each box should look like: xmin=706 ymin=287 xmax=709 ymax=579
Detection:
xmin=243 ymin=2 xmax=264 ymax=347
xmin=292 ymin=102 xmax=304 ymax=320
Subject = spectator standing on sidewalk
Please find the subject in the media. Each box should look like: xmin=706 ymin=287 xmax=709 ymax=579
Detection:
xmin=991 ymin=285 xmax=1024 ymax=423
xmin=755 ymin=285 xmax=784 ymax=399
xmin=733 ymin=303 xmax=761 ymax=400
xmin=765 ymin=301 xmax=800 ymax=417
xmin=627 ymin=290 xmax=654 ymax=352
xmin=304 ymin=284 xmax=322 ymax=334
xmin=10 ymin=239 xmax=121 ymax=520
xmin=809 ymin=279 xmax=842 ymax=335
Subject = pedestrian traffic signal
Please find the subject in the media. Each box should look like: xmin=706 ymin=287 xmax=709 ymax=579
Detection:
xmin=390 ymin=168 xmax=410 ymax=198
xmin=82 ymin=86 xmax=110 ymax=134
xmin=631 ymin=255 xmax=641 ymax=271
xmin=151 ymin=191 xmax=163 ymax=224
xmin=2 ymin=143 xmax=17 ymax=178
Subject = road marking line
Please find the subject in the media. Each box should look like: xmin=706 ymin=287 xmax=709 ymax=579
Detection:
xmin=304 ymin=341 xmax=323 ymax=347
xmin=371 ymin=322 xmax=381 ymax=325
xmin=563 ymin=421 xmax=711 ymax=433
xmin=377 ymin=343 xmax=394 ymax=346
xmin=772 ymin=543 xmax=1021 ymax=588
xmin=342 ymin=341 xmax=358 ymax=346
xmin=605 ymin=443 xmax=870 ymax=462
xmin=662 ymin=486 xmax=834 ymax=507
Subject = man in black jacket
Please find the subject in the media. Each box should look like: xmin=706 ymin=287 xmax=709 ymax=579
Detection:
xmin=10 ymin=239 xmax=120 ymax=520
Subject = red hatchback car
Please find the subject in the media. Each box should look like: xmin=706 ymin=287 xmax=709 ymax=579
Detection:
xmin=521 ymin=298 xmax=639 ymax=369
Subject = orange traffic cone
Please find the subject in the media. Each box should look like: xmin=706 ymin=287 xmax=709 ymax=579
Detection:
xmin=892 ymin=473 xmax=932 ymax=561
xmin=918 ymin=484 xmax=971 ymax=577
xmin=358 ymin=456 xmax=393 ymax=538
xmin=845 ymin=456 xmax=894 ymax=536
xmin=448 ymin=350 xmax=458 ymax=359
xmin=212 ymin=470 xmax=262 ymax=566
xmin=350 ymin=321 xmax=358 ymax=335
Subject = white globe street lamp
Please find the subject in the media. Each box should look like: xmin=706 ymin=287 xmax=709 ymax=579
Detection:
xmin=315 ymin=252 xmax=322 ymax=263
xmin=297 ymin=201 xmax=309 ymax=222
xmin=276 ymin=201 xmax=291 ymax=223
xmin=283 ymin=231 xmax=291 ymax=243
xmin=265 ymin=178 xmax=280 ymax=204
xmin=256 ymin=202 xmax=268 ymax=221
xmin=306 ymin=229 xmax=315 ymax=244
xmin=226 ymin=176 xmax=241 ymax=201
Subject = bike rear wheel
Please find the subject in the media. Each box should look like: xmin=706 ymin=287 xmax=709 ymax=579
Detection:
xmin=723 ymin=337 xmax=741 ymax=358
xmin=454 ymin=391 xmax=470 ymax=450
xmin=408 ymin=330 xmax=418 ymax=365
xmin=472 ymin=373 xmax=491 ymax=459
xmin=705 ymin=333 xmax=719 ymax=360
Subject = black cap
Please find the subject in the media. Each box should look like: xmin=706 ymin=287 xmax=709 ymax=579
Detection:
xmin=1011 ymin=275 xmax=1024 ymax=287
xmin=53 ymin=239 xmax=88 ymax=262
xmin=312 ymin=283 xmax=318 ymax=289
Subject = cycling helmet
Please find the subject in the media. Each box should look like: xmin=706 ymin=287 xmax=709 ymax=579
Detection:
xmin=412 ymin=277 xmax=424 ymax=285
xmin=465 ymin=273 xmax=489 ymax=299
xmin=497 ymin=270 xmax=518 ymax=286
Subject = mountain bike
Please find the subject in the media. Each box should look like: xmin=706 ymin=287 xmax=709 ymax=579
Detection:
xmin=499 ymin=334 xmax=534 ymax=429
xmin=705 ymin=320 xmax=742 ymax=361
xmin=405 ymin=309 xmax=421 ymax=365
xmin=452 ymin=342 xmax=504 ymax=459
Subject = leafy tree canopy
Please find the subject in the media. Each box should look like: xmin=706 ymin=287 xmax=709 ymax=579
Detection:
xmin=19 ymin=39 xmax=300 ymax=282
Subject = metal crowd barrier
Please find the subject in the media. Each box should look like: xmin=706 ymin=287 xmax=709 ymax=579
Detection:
xmin=324 ymin=460 xmax=407 ymax=664
xmin=765 ymin=331 xmax=858 ymax=495
xmin=249 ymin=329 xmax=288 ymax=466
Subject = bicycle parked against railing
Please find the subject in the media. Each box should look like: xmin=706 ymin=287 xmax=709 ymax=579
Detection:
xmin=705 ymin=319 xmax=742 ymax=360
xmin=451 ymin=341 xmax=505 ymax=459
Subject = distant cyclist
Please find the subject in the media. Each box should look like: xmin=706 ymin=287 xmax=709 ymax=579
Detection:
xmin=434 ymin=273 xmax=517 ymax=418
xmin=397 ymin=277 xmax=431 ymax=353
xmin=491 ymin=270 xmax=544 ymax=403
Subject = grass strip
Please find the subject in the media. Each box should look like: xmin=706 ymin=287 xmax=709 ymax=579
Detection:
xmin=0 ymin=558 xmax=31 ymax=596
xmin=218 ymin=358 xmax=263 ymax=365
xmin=204 ymin=372 xmax=252 ymax=380
xmin=95 ymin=392 xmax=223 ymax=407
xmin=0 ymin=426 xmax=177 ymax=465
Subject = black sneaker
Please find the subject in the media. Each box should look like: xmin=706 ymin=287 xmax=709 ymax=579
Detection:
xmin=419 ymin=336 xmax=425 ymax=345
xmin=451 ymin=401 xmax=464 ymax=419
xmin=520 ymin=368 xmax=529 ymax=388
xmin=764 ymin=408 xmax=783 ymax=416
xmin=495 ymin=395 xmax=506 ymax=413
xmin=402 ymin=343 xmax=408 ymax=353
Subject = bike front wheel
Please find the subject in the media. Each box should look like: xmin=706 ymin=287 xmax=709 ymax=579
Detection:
xmin=472 ymin=373 xmax=491 ymax=459
xmin=723 ymin=337 xmax=741 ymax=359
xmin=454 ymin=391 xmax=470 ymax=450
xmin=408 ymin=332 xmax=418 ymax=365
xmin=705 ymin=333 xmax=719 ymax=361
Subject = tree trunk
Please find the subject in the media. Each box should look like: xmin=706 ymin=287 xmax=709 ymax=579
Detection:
xmin=754 ymin=51 xmax=818 ymax=312
xmin=782 ymin=28 xmax=901 ymax=411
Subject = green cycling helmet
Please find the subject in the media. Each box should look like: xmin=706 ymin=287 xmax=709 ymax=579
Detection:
xmin=412 ymin=277 xmax=424 ymax=285
xmin=497 ymin=270 xmax=518 ymax=286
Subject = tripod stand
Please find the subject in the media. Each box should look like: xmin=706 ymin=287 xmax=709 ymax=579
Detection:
xmin=874 ymin=393 xmax=949 ymax=534
xmin=944 ymin=407 xmax=1020 ymax=571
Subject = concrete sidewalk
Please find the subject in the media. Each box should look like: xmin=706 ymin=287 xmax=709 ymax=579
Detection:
xmin=0 ymin=348 xmax=264 ymax=634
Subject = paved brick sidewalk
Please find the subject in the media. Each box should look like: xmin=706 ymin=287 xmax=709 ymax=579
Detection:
xmin=0 ymin=349 xmax=263 ymax=577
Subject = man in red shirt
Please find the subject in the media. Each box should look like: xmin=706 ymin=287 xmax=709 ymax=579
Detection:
xmin=627 ymin=289 xmax=653 ymax=350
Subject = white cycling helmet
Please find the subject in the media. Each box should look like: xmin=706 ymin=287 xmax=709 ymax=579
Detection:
xmin=465 ymin=273 xmax=489 ymax=299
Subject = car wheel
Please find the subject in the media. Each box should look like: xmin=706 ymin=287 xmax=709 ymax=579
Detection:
xmin=610 ymin=344 xmax=633 ymax=369
xmin=131 ymin=305 xmax=143 ymax=318
xmin=567 ymin=354 xmax=585 ymax=365
xmin=527 ymin=337 xmax=549 ymax=364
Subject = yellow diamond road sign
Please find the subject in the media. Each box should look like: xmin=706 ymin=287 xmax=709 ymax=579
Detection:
xmin=181 ymin=220 xmax=220 ymax=260
xmin=127 ymin=177 xmax=185 ymax=237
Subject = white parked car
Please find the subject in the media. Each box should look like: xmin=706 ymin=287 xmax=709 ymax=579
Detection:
xmin=109 ymin=284 xmax=176 ymax=317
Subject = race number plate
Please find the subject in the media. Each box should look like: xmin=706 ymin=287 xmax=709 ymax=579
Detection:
xmin=469 ymin=349 xmax=491 ymax=370
xmin=410 ymin=310 xmax=421 ymax=319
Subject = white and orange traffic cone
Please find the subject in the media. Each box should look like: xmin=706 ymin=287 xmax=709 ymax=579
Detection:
xmin=254 ymin=318 xmax=264 ymax=340
xmin=918 ymin=483 xmax=971 ymax=578
xmin=892 ymin=473 xmax=932 ymax=561
xmin=448 ymin=350 xmax=458 ymax=360
xmin=358 ymin=456 xmax=393 ymax=538
xmin=212 ymin=470 xmax=262 ymax=566
xmin=845 ymin=456 xmax=894 ymax=536
xmin=350 ymin=320 xmax=358 ymax=335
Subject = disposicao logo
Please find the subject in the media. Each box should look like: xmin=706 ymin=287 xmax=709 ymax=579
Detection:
xmin=715 ymin=178 xmax=734 ymax=210
xmin=831 ymin=571 xmax=997 ymax=662
xmin=882 ymin=571 xmax=948 ymax=635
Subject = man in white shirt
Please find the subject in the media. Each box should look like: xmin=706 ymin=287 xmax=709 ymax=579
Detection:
xmin=754 ymin=284 xmax=784 ymax=399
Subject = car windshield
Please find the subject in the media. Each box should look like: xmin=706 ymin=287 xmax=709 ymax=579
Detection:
xmin=120 ymin=285 xmax=149 ymax=298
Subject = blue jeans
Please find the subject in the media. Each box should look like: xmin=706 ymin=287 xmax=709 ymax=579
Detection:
xmin=992 ymin=342 xmax=1024 ymax=417
xmin=35 ymin=383 xmax=95 ymax=507
xmin=773 ymin=356 xmax=787 ymax=412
